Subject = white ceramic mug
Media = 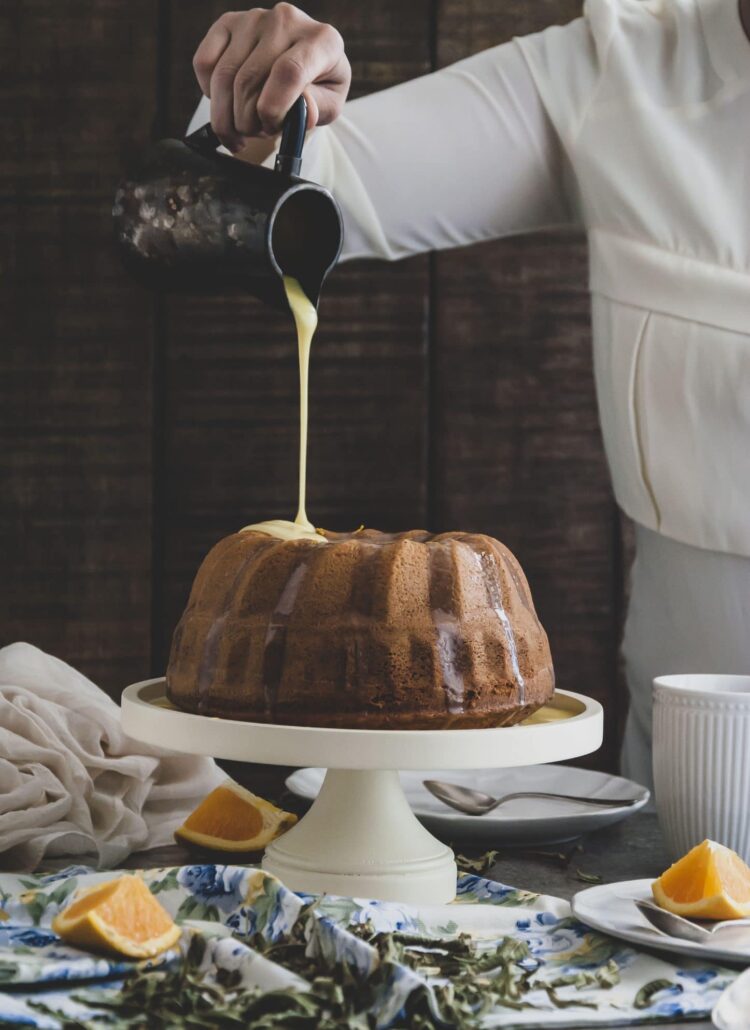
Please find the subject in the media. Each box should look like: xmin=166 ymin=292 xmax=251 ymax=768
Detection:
xmin=653 ymin=674 xmax=750 ymax=863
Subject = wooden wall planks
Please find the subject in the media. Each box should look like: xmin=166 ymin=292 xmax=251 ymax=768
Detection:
xmin=1 ymin=0 xmax=627 ymax=770
xmin=1 ymin=1 xmax=156 ymax=690
xmin=434 ymin=0 xmax=622 ymax=767
xmin=437 ymin=0 xmax=584 ymax=62
xmin=0 ymin=1 xmax=158 ymax=200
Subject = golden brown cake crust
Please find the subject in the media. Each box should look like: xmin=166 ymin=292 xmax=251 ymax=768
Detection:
xmin=166 ymin=529 xmax=555 ymax=729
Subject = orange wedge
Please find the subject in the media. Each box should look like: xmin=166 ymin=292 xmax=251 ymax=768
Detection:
xmin=52 ymin=875 xmax=180 ymax=958
xmin=652 ymin=839 xmax=750 ymax=919
xmin=175 ymin=779 xmax=297 ymax=853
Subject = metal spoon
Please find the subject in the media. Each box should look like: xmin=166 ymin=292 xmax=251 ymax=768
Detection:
xmin=635 ymin=899 xmax=750 ymax=943
xmin=423 ymin=779 xmax=643 ymax=816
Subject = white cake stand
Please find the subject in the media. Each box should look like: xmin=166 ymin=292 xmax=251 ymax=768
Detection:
xmin=122 ymin=679 xmax=602 ymax=904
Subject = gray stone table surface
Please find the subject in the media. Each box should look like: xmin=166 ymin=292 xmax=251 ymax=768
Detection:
xmin=116 ymin=765 xmax=728 ymax=1030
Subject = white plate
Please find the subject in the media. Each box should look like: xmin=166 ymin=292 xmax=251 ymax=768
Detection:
xmin=573 ymin=879 xmax=750 ymax=966
xmin=285 ymin=764 xmax=649 ymax=846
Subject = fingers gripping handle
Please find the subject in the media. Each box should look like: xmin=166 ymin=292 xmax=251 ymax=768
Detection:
xmin=184 ymin=96 xmax=308 ymax=176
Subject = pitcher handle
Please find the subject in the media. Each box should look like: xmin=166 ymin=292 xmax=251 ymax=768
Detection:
xmin=275 ymin=95 xmax=308 ymax=177
xmin=184 ymin=122 xmax=221 ymax=154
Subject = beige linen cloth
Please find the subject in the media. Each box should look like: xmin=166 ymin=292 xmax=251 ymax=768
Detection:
xmin=0 ymin=642 xmax=224 ymax=871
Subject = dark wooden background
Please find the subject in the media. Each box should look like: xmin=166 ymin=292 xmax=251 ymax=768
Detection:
xmin=1 ymin=0 xmax=629 ymax=770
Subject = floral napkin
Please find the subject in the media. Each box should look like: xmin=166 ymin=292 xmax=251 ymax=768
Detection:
xmin=0 ymin=864 xmax=736 ymax=1028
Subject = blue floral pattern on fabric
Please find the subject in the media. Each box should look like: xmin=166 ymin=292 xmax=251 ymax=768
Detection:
xmin=0 ymin=866 xmax=736 ymax=1027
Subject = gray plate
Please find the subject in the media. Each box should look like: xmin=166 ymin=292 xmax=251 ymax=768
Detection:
xmin=285 ymin=764 xmax=649 ymax=846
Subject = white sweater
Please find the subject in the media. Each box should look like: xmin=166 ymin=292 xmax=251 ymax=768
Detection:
xmin=193 ymin=0 xmax=750 ymax=557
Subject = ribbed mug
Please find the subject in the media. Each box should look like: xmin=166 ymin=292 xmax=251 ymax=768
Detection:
xmin=653 ymin=674 xmax=750 ymax=862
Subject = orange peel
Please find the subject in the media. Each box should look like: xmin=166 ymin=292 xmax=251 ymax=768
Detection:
xmin=175 ymin=780 xmax=297 ymax=853
xmin=52 ymin=875 xmax=180 ymax=958
xmin=652 ymin=839 xmax=750 ymax=920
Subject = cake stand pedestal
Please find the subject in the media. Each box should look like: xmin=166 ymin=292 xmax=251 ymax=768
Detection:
xmin=122 ymin=680 xmax=602 ymax=904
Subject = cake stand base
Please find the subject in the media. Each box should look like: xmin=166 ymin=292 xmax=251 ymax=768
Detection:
xmin=263 ymin=769 xmax=456 ymax=903
xmin=121 ymin=680 xmax=603 ymax=904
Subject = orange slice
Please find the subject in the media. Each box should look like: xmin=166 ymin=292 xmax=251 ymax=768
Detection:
xmin=175 ymin=779 xmax=297 ymax=852
xmin=652 ymin=839 xmax=750 ymax=919
xmin=52 ymin=875 xmax=180 ymax=958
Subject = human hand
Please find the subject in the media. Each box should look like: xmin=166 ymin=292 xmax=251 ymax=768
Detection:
xmin=194 ymin=3 xmax=351 ymax=151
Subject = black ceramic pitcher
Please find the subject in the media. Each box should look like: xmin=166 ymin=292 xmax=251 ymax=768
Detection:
xmin=112 ymin=97 xmax=343 ymax=309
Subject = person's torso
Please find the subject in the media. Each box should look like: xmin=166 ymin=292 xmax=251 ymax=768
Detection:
xmin=524 ymin=0 xmax=750 ymax=555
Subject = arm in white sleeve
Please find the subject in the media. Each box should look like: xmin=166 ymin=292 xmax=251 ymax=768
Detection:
xmin=299 ymin=38 xmax=584 ymax=262
xmin=189 ymin=21 xmax=598 ymax=262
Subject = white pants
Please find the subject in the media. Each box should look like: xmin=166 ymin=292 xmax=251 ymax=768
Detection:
xmin=621 ymin=524 xmax=750 ymax=791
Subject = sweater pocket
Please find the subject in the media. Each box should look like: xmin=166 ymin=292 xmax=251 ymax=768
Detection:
xmin=593 ymin=294 xmax=750 ymax=556
xmin=634 ymin=309 xmax=750 ymax=555
xmin=591 ymin=295 xmax=661 ymax=532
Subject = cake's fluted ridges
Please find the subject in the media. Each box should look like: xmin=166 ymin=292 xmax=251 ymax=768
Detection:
xmin=166 ymin=528 xmax=555 ymax=729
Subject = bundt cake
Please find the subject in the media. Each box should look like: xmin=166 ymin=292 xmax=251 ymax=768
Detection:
xmin=166 ymin=528 xmax=554 ymax=729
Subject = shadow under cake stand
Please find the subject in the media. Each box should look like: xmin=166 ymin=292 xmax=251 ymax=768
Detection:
xmin=122 ymin=680 xmax=602 ymax=904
